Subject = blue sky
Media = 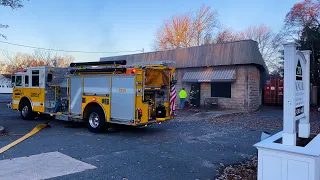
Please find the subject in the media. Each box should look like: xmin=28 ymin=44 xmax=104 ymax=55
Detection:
xmin=0 ymin=0 xmax=300 ymax=62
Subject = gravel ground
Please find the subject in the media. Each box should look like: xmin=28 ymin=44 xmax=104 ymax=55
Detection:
xmin=1 ymin=93 xmax=320 ymax=180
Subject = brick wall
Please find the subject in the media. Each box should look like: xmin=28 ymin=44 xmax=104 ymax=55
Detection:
xmin=174 ymin=65 xmax=261 ymax=112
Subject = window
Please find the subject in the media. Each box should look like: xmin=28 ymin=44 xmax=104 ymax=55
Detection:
xmin=211 ymin=82 xmax=232 ymax=98
xmin=25 ymin=75 xmax=29 ymax=87
xmin=16 ymin=76 xmax=22 ymax=86
xmin=32 ymin=76 xmax=39 ymax=87
xmin=47 ymin=74 xmax=53 ymax=82
xmin=32 ymin=70 xmax=40 ymax=87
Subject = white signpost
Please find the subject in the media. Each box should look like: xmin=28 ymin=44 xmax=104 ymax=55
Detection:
xmin=255 ymin=43 xmax=320 ymax=180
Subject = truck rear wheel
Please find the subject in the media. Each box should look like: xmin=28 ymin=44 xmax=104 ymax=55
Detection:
xmin=20 ymin=101 xmax=34 ymax=120
xmin=86 ymin=106 xmax=106 ymax=133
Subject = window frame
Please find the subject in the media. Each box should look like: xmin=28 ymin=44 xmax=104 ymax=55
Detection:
xmin=47 ymin=73 xmax=53 ymax=82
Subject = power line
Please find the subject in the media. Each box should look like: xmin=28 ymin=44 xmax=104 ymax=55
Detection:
xmin=0 ymin=40 xmax=144 ymax=54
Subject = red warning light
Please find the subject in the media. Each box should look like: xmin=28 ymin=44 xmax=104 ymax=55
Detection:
xmin=132 ymin=69 xmax=136 ymax=73
xmin=92 ymin=97 xmax=96 ymax=102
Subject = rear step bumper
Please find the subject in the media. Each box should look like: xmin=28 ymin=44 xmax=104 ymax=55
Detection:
xmin=109 ymin=118 xmax=171 ymax=126
xmin=135 ymin=118 xmax=170 ymax=127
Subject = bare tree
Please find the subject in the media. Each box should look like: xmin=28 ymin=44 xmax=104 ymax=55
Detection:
xmin=0 ymin=24 xmax=9 ymax=39
xmin=153 ymin=4 xmax=219 ymax=50
xmin=203 ymin=33 xmax=213 ymax=45
xmin=214 ymin=25 xmax=283 ymax=70
xmin=0 ymin=49 xmax=74 ymax=74
xmin=244 ymin=25 xmax=282 ymax=67
xmin=1 ymin=52 xmax=39 ymax=74
xmin=0 ymin=0 xmax=26 ymax=39
xmin=154 ymin=13 xmax=194 ymax=50
xmin=214 ymin=28 xmax=244 ymax=43
xmin=0 ymin=0 xmax=25 ymax=9
xmin=32 ymin=49 xmax=74 ymax=67
xmin=193 ymin=4 xmax=219 ymax=46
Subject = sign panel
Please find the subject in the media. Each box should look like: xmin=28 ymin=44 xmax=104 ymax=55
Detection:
xmin=295 ymin=60 xmax=304 ymax=117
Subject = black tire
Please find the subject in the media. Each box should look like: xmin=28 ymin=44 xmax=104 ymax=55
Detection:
xmin=20 ymin=100 xmax=34 ymax=120
xmin=86 ymin=106 xmax=107 ymax=133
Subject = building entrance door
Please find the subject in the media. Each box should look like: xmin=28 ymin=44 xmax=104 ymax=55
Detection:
xmin=190 ymin=83 xmax=201 ymax=107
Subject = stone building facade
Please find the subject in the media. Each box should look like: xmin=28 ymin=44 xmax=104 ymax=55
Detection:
xmin=100 ymin=40 xmax=267 ymax=112
xmin=175 ymin=65 xmax=261 ymax=112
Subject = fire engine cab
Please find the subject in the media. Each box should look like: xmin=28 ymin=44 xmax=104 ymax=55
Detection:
xmin=9 ymin=60 xmax=176 ymax=133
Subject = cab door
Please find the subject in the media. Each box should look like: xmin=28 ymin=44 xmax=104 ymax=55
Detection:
xmin=12 ymin=75 xmax=23 ymax=108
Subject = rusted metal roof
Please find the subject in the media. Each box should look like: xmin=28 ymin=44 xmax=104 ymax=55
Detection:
xmin=100 ymin=40 xmax=267 ymax=72
xmin=182 ymin=66 xmax=236 ymax=82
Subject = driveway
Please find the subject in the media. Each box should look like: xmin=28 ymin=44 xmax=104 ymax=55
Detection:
xmin=1 ymin=95 xmax=318 ymax=180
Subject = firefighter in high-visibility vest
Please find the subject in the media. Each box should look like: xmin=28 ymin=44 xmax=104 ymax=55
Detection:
xmin=179 ymin=88 xmax=187 ymax=109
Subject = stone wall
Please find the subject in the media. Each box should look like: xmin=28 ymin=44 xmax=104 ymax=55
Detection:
xmin=174 ymin=65 xmax=262 ymax=112
xmin=218 ymin=65 xmax=261 ymax=112
xmin=247 ymin=66 xmax=261 ymax=111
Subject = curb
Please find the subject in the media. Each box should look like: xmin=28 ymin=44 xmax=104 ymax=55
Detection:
xmin=0 ymin=126 xmax=5 ymax=134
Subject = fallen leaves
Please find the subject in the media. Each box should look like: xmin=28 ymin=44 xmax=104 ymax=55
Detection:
xmin=216 ymin=155 xmax=257 ymax=180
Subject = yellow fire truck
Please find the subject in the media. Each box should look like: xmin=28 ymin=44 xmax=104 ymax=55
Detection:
xmin=9 ymin=60 xmax=176 ymax=133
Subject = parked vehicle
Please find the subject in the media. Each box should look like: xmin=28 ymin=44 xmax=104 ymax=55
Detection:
xmin=9 ymin=60 xmax=176 ymax=133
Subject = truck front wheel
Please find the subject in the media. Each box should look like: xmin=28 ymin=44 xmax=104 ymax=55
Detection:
xmin=20 ymin=101 xmax=34 ymax=120
xmin=86 ymin=106 xmax=106 ymax=133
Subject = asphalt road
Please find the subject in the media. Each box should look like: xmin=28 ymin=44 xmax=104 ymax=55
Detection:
xmin=0 ymin=94 xmax=286 ymax=180
xmin=0 ymin=94 xmax=11 ymax=101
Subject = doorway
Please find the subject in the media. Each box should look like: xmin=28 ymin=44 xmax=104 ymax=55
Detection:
xmin=190 ymin=83 xmax=201 ymax=107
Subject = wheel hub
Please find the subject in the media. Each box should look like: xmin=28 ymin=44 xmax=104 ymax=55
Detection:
xmin=22 ymin=106 xmax=28 ymax=117
xmin=89 ymin=112 xmax=100 ymax=128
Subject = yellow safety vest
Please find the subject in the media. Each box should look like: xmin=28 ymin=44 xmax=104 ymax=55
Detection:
xmin=179 ymin=90 xmax=187 ymax=98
